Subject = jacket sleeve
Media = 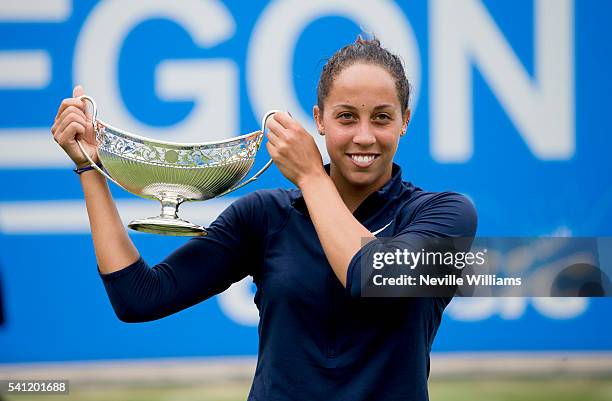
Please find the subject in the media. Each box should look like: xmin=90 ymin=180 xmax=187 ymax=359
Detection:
xmin=99 ymin=191 xmax=267 ymax=322
xmin=346 ymin=192 xmax=478 ymax=298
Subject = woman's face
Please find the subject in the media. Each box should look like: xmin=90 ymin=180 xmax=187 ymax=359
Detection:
xmin=314 ymin=62 xmax=410 ymax=193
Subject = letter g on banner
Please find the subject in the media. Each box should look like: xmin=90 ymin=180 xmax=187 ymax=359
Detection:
xmin=74 ymin=0 xmax=237 ymax=142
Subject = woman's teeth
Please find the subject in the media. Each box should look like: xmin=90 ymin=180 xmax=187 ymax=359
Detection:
xmin=351 ymin=154 xmax=375 ymax=163
xmin=349 ymin=154 xmax=377 ymax=166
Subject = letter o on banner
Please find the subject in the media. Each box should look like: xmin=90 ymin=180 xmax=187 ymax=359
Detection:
xmin=247 ymin=0 xmax=421 ymax=161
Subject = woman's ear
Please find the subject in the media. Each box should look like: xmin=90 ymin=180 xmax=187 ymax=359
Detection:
xmin=313 ymin=105 xmax=324 ymax=133
xmin=402 ymin=108 xmax=411 ymax=133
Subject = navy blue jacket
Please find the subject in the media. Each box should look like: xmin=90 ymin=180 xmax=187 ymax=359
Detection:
xmin=100 ymin=164 xmax=477 ymax=401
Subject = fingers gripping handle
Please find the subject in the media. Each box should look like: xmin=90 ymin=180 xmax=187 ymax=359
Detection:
xmin=215 ymin=110 xmax=279 ymax=197
xmin=74 ymin=95 xmax=126 ymax=190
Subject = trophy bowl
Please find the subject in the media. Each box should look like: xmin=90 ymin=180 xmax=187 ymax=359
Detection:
xmin=76 ymin=96 xmax=276 ymax=236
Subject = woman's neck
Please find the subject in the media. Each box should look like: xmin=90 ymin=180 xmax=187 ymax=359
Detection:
xmin=329 ymin=166 xmax=392 ymax=213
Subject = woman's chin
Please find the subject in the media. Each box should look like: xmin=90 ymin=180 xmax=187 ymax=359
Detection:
xmin=343 ymin=170 xmax=384 ymax=189
xmin=331 ymin=160 xmax=390 ymax=191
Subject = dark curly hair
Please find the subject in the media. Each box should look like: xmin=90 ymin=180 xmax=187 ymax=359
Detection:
xmin=317 ymin=36 xmax=411 ymax=114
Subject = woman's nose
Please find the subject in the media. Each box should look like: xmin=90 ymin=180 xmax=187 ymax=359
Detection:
xmin=352 ymin=127 xmax=376 ymax=146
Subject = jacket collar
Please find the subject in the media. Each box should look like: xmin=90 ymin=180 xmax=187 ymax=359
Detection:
xmin=290 ymin=163 xmax=409 ymax=219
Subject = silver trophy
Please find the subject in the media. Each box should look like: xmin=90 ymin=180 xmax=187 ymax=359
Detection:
xmin=76 ymin=96 xmax=276 ymax=236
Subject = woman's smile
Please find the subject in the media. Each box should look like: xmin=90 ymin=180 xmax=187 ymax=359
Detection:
xmin=347 ymin=153 xmax=380 ymax=168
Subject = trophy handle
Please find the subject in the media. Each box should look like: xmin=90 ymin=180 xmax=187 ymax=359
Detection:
xmin=75 ymin=95 xmax=128 ymax=191
xmin=215 ymin=110 xmax=279 ymax=197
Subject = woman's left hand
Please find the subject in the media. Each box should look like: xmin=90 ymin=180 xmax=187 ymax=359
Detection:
xmin=265 ymin=112 xmax=325 ymax=187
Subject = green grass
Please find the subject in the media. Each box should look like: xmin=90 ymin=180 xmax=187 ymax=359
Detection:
xmin=5 ymin=377 xmax=612 ymax=401
xmin=428 ymin=377 xmax=612 ymax=401
xmin=3 ymin=382 xmax=252 ymax=401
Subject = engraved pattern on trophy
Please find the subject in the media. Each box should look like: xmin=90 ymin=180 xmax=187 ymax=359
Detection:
xmin=75 ymin=95 xmax=278 ymax=236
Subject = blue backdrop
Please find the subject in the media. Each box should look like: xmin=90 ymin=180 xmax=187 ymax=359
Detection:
xmin=0 ymin=0 xmax=610 ymax=363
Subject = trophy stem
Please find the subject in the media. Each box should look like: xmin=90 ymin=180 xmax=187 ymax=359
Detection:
xmin=128 ymin=195 xmax=207 ymax=236
xmin=160 ymin=196 xmax=181 ymax=219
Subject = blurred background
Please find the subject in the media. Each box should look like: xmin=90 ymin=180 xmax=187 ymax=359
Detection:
xmin=0 ymin=0 xmax=610 ymax=400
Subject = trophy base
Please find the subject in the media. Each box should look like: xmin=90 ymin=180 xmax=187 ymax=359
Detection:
xmin=128 ymin=216 xmax=207 ymax=236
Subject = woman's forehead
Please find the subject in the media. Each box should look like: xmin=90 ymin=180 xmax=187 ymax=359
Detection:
xmin=325 ymin=64 xmax=400 ymax=108
xmin=330 ymin=103 xmax=396 ymax=111
xmin=333 ymin=63 xmax=395 ymax=84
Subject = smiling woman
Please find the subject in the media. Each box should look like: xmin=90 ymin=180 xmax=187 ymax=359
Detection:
xmin=265 ymin=38 xmax=414 ymax=288
xmin=51 ymin=36 xmax=477 ymax=401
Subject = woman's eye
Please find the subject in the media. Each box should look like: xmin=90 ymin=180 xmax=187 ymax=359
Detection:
xmin=338 ymin=112 xmax=354 ymax=120
xmin=374 ymin=114 xmax=391 ymax=121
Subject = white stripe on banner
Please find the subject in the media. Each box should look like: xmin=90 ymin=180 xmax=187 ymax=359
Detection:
xmin=0 ymin=129 xmax=72 ymax=167
xmin=0 ymin=198 xmax=234 ymax=234
xmin=0 ymin=51 xmax=51 ymax=89
xmin=0 ymin=0 xmax=71 ymax=21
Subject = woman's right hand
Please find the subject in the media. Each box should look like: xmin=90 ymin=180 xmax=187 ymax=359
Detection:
xmin=51 ymin=85 xmax=99 ymax=167
xmin=50 ymin=86 xmax=141 ymax=275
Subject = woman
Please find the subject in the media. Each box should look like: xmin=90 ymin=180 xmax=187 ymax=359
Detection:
xmin=51 ymin=38 xmax=477 ymax=401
